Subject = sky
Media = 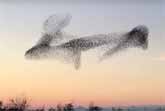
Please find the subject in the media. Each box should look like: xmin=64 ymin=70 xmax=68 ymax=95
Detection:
xmin=0 ymin=0 xmax=164 ymax=107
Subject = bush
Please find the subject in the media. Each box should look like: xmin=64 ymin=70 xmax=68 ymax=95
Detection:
xmin=63 ymin=103 xmax=74 ymax=111
xmin=88 ymin=102 xmax=102 ymax=111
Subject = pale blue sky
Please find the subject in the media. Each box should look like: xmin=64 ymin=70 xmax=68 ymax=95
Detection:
xmin=0 ymin=0 xmax=164 ymax=55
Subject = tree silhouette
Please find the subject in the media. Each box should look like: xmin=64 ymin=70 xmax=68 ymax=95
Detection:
xmin=6 ymin=96 xmax=29 ymax=111
xmin=63 ymin=103 xmax=74 ymax=111
xmin=88 ymin=102 xmax=102 ymax=111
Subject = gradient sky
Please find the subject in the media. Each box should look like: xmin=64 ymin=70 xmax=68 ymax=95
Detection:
xmin=0 ymin=0 xmax=164 ymax=107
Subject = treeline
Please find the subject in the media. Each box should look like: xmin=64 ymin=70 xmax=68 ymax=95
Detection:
xmin=0 ymin=97 xmax=165 ymax=111
xmin=0 ymin=97 xmax=102 ymax=111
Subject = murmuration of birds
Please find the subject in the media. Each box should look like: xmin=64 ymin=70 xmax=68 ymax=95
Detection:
xmin=25 ymin=13 xmax=149 ymax=69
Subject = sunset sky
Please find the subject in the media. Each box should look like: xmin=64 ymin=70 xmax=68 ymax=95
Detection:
xmin=0 ymin=0 xmax=164 ymax=107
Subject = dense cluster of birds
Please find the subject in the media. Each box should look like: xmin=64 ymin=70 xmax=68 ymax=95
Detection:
xmin=25 ymin=13 xmax=149 ymax=69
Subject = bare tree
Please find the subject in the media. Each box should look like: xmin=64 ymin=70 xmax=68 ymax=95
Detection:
xmin=7 ymin=96 xmax=29 ymax=111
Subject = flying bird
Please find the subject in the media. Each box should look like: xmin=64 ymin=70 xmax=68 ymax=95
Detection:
xmin=25 ymin=14 xmax=149 ymax=69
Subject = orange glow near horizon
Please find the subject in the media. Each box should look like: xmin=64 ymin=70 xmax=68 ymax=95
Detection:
xmin=0 ymin=52 xmax=165 ymax=107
